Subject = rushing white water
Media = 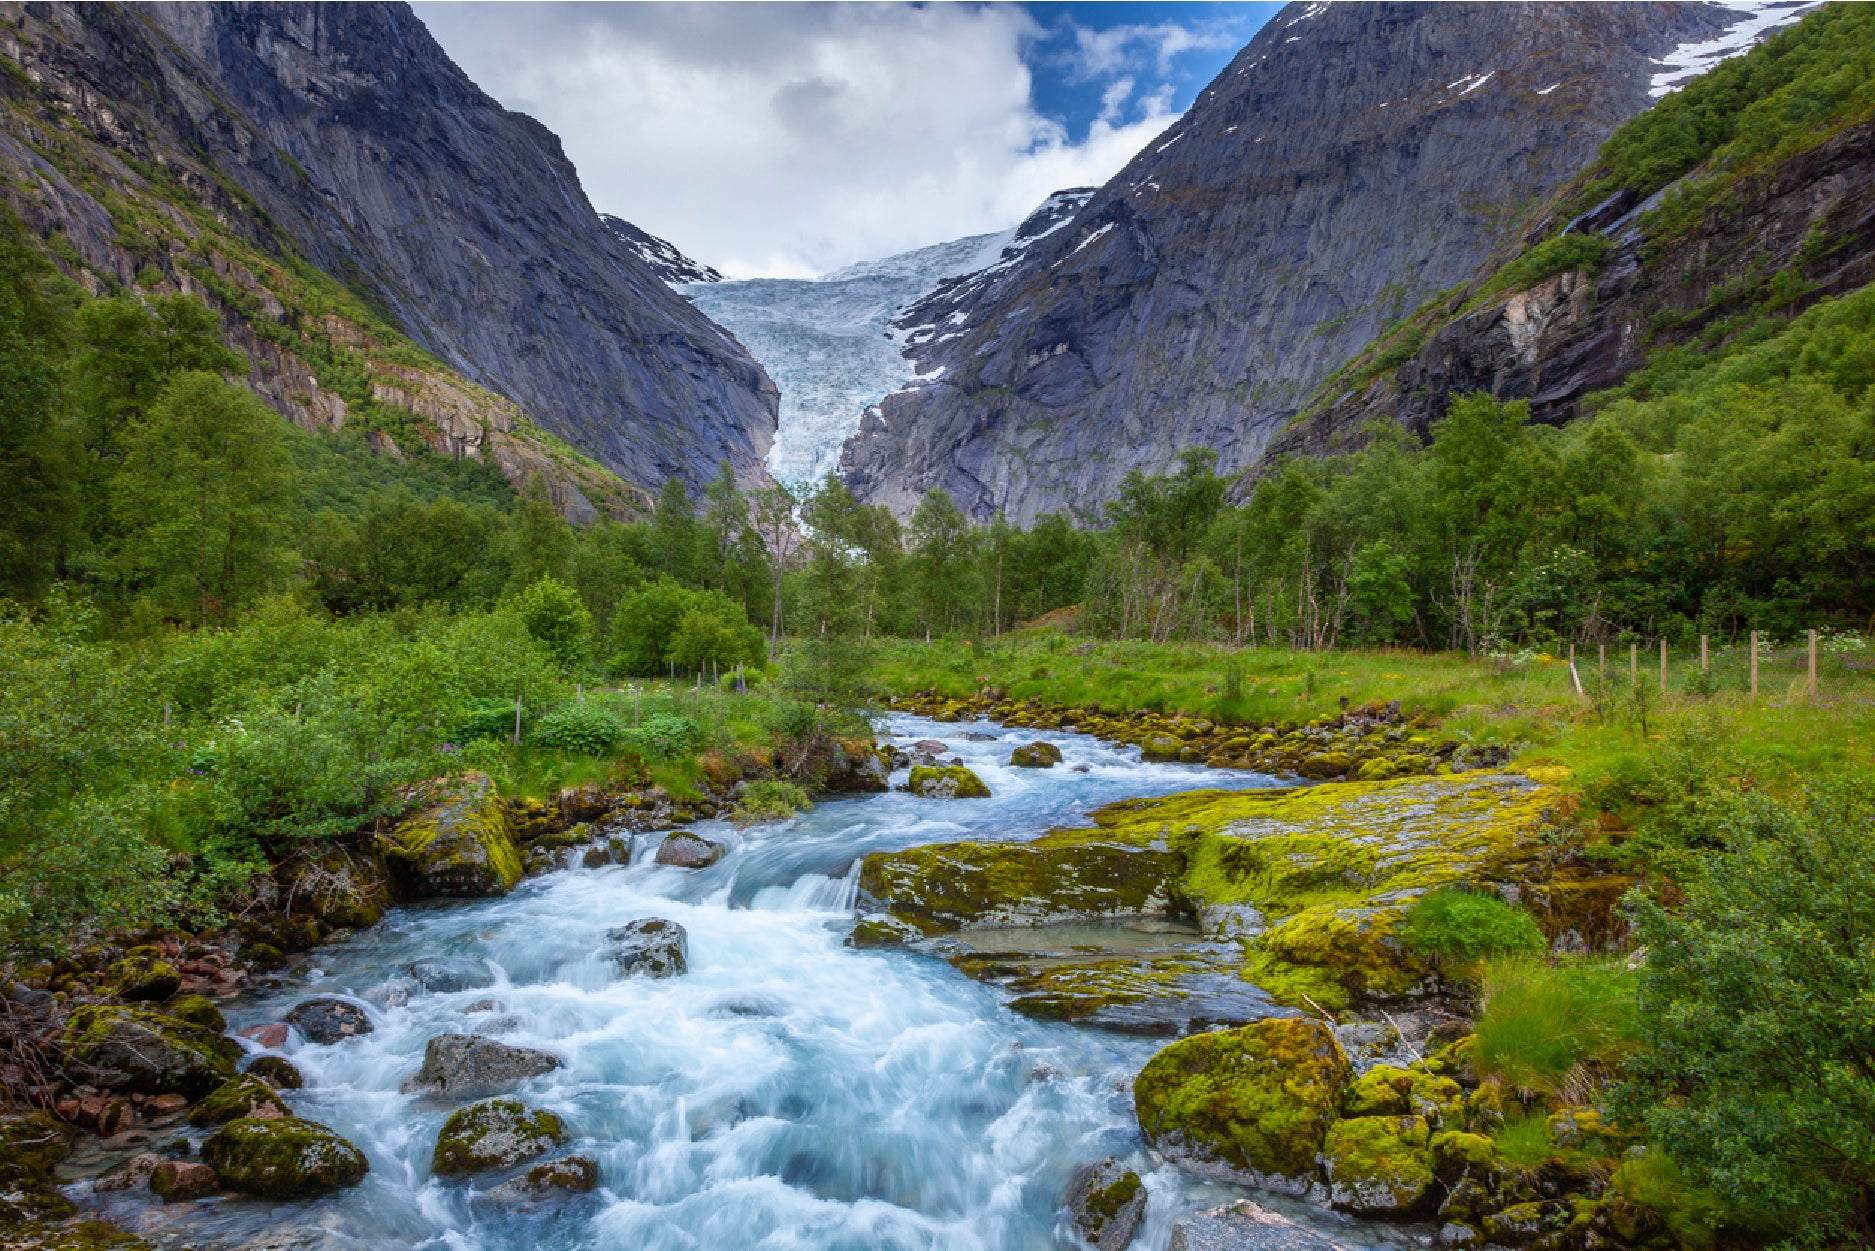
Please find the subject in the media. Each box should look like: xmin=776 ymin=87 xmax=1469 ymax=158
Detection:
xmin=86 ymin=717 xmax=1424 ymax=1251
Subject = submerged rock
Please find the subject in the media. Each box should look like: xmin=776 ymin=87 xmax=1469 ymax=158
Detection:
xmin=383 ymin=771 xmax=524 ymax=898
xmin=59 ymin=1005 xmax=240 ymax=1098
xmin=432 ymin=1098 xmax=567 ymax=1176
xmin=201 ymin=1116 xmax=368 ymax=1198
xmin=654 ymin=833 xmax=726 ymax=869
xmin=94 ymin=1151 xmax=163 ymax=1193
xmin=189 ymin=1074 xmax=292 ymax=1126
xmin=1010 ymin=741 xmax=1064 ymax=768
xmin=1133 ymin=1017 xmax=1350 ymax=1195
xmin=908 ymin=764 xmax=991 ymax=798
xmin=1167 ymin=1199 xmax=1349 ymax=1251
xmin=245 ymin=1056 xmax=304 ymax=1090
xmin=482 ymin=1153 xmax=601 ymax=1203
xmin=151 ymin=1159 xmax=220 ymax=1202
xmin=408 ymin=957 xmax=495 ymax=993
xmin=403 ymin=1033 xmax=562 ymax=1097
xmin=1065 ymin=1157 xmax=1146 ymax=1250
xmin=284 ymin=997 xmax=373 ymax=1045
xmin=607 ymin=918 xmax=688 ymax=978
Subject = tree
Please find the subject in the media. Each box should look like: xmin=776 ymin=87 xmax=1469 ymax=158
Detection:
xmin=908 ymin=487 xmax=976 ymax=636
xmin=515 ymin=575 xmax=594 ymax=674
xmin=112 ymin=371 xmax=295 ymax=625
xmin=506 ymin=477 xmax=573 ymax=590
xmin=651 ymin=476 xmax=701 ymax=584
xmin=0 ymin=227 xmax=75 ymax=599
xmin=667 ymin=598 xmax=764 ymax=674
xmin=751 ymin=481 xmax=800 ymax=660
xmin=73 ymin=292 xmax=238 ymax=462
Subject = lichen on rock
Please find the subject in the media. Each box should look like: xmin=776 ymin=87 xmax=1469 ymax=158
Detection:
xmin=200 ymin=1116 xmax=368 ymax=1198
xmin=1320 ymin=1113 xmax=1435 ymax=1214
xmin=382 ymin=771 xmax=524 ymax=898
xmin=431 ymin=1098 xmax=568 ymax=1176
xmin=908 ymin=764 xmax=991 ymax=799
xmin=59 ymin=1005 xmax=240 ymax=1098
xmin=189 ymin=1074 xmax=292 ymax=1126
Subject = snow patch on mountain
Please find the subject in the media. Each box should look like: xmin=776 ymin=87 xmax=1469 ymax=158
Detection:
xmin=1650 ymin=1 xmax=1819 ymax=97
xmin=601 ymin=214 xmax=724 ymax=286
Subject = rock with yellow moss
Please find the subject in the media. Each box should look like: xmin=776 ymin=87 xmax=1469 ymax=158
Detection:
xmin=1345 ymin=1065 xmax=1466 ymax=1128
xmin=1133 ymin=1017 xmax=1350 ymax=1195
xmin=382 ymin=772 xmax=523 ymax=898
xmin=1321 ymin=1114 xmax=1435 ymax=1214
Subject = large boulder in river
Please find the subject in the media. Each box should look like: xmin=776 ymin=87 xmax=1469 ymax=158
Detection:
xmin=1167 ymin=1199 xmax=1348 ymax=1251
xmin=607 ymin=918 xmax=687 ymax=978
xmin=821 ymin=738 xmax=891 ymax=793
xmin=908 ymin=765 xmax=990 ymax=799
xmin=1320 ymin=1114 xmax=1434 ymax=1214
xmin=383 ymin=771 xmax=524 ymax=898
xmin=402 ymin=1034 xmax=562 ymax=1097
xmin=1010 ymin=741 xmax=1063 ymax=768
xmin=201 ymin=1117 xmax=368 ymax=1198
xmin=408 ymin=956 xmax=495 ymax=993
xmin=278 ymin=845 xmax=394 ymax=930
xmin=189 ymin=1074 xmax=291 ymax=1127
xmin=481 ymin=1153 xmax=600 ymax=1204
xmin=59 ymin=1004 xmax=240 ymax=1098
xmin=284 ymin=997 xmax=374 ymax=1045
xmin=432 ymin=1098 xmax=567 ymax=1176
xmin=1065 ymin=1157 xmax=1147 ymax=1250
xmin=654 ymin=832 xmax=726 ymax=869
xmin=1133 ymin=1017 xmax=1350 ymax=1195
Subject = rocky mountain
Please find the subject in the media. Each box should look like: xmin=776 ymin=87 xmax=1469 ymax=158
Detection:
xmin=686 ymin=189 xmax=1095 ymax=485
xmin=838 ymin=2 xmax=1745 ymax=523
xmin=602 ymin=215 xmax=724 ymax=286
xmin=0 ymin=2 xmax=776 ymax=503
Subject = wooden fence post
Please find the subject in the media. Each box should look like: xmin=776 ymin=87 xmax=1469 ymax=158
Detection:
xmin=1750 ymin=632 xmax=1759 ymax=696
xmin=1599 ymin=642 xmax=1607 ymax=680
xmin=1809 ymin=629 xmax=1818 ymax=697
xmin=512 ymin=694 xmax=522 ymax=746
xmin=1660 ymin=638 xmax=1668 ymax=693
xmin=1568 ymin=644 xmax=1584 ymax=698
xmin=1700 ymin=634 xmax=1709 ymax=671
xmin=1630 ymin=643 xmax=1638 ymax=687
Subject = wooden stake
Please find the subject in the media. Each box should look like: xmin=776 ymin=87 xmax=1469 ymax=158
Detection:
xmin=512 ymin=694 xmax=523 ymax=746
xmin=1630 ymin=642 xmax=1638 ymax=687
xmin=1660 ymin=638 xmax=1668 ymax=694
xmin=1808 ymin=628 xmax=1818 ymax=697
xmin=1700 ymin=634 xmax=1709 ymax=671
xmin=1599 ymin=642 xmax=1607 ymax=679
xmin=1750 ymin=631 xmax=1759 ymax=696
xmin=1569 ymin=646 xmax=1585 ymax=699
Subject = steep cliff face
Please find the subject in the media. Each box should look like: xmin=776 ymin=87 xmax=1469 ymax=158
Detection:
xmin=602 ymin=215 xmax=724 ymax=287
xmin=8 ymin=2 xmax=776 ymax=497
xmin=839 ymin=2 xmax=1737 ymax=523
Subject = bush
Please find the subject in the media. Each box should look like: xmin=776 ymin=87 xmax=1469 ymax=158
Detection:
xmin=532 ymin=701 xmax=628 ymax=756
xmin=1476 ymin=956 xmax=1640 ymax=1097
xmin=515 ymin=575 xmax=592 ymax=674
xmin=730 ymin=779 xmax=812 ymax=827
xmin=1399 ymin=886 xmax=1546 ymax=974
xmin=619 ymin=712 xmax=702 ymax=760
xmin=454 ymin=697 xmax=519 ymax=744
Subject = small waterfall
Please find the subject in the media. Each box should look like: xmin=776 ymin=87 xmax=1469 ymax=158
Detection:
xmin=746 ymin=859 xmax=861 ymax=914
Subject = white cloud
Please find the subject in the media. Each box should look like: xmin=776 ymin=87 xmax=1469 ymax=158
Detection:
xmin=414 ymin=2 xmax=1186 ymax=278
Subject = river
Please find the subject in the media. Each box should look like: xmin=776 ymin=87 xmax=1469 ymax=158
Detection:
xmin=86 ymin=715 xmax=1425 ymax=1251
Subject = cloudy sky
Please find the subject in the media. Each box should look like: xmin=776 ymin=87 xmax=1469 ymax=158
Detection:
xmin=414 ymin=2 xmax=1279 ymax=278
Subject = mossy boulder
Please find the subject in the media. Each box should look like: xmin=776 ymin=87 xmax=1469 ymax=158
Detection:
xmin=383 ymin=771 xmax=523 ymax=898
xmin=162 ymin=994 xmax=225 ymax=1033
xmin=1133 ymin=1017 xmax=1350 ymax=1194
xmin=857 ymin=828 xmax=1184 ymax=934
xmin=1430 ymin=1130 xmax=1498 ymax=1186
xmin=279 ymin=845 xmax=393 ymax=929
xmin=908 ymin=765 xmax=991 ymax=799
xmin=1345 ymin=1065 xmax=1465 ymax=1128
xmin=189 ymin=1075 xmax=291 ymax=1127
xmin=1064 ymin=1157 xmax=1146 ymax=1250
xmin=59 ymin=1005 xmax=240 ymax=1097
xmin=1010 ymin=741 xmax=1064 ymax=768
xmin=432 ymin=1099 xmax=567 ymax=1176
xmin=482 ymin=1154 xmax=601 ymax=1204
xmin=105 ymin=947 xmax=181 ymax=1002
xmin=200 ymin=1117 xmax=368 ymax=1198
xmin=245 ymin=1056 xmax=303 ymax=1090
xmin=1297 ymin=752 xmax=1354 ymax=779
xmin=1140 ymin=733 xmax=1184 ymax=761
xmin=0 ymin=1112 xmax=72 ymax=1185
xmin=1321 ymin=1114 xmax=1434 ymax=1214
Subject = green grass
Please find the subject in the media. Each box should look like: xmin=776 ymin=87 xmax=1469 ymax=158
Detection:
xmin=1476 ymin=956 xmax=1641 ymax=1098
xmin=1399 ymin=886 xmax=1546 ymax=975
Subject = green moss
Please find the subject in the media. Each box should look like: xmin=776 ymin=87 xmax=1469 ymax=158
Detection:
xmin=188 ymin=1074 xmax=291 ymax=1126
xmin=60 ymin=1005 xmax=239 ymax=1097
xmin=0 ymin=1112 xmax=72 ymax=1185
xmin=383 ymin=772 xmax=524 ymax=896
xmin=1429 ymin=1129 xmax=1498 ymax=1185
xmin=162 ymin=994 xmax=225 ymax=1032
xmin=432 ymin=1098 xmax=568 ymax=1176
xmin=908 ymin=764 xmax=991 ymax=799
xmin=200 ymin=1116 xmax=368 ymax=1198
xmin=105 ymin=947 xmax=179 ymax=1001
xmin=1321 ymin=1114 xmax=1434 ymax=1214
xmin=1133 ymin=1017 xmax=1349 ymax=1189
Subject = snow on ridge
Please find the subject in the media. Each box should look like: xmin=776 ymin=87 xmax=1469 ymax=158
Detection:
xmin=1650 ymin=1 xmax=1820 ymax=97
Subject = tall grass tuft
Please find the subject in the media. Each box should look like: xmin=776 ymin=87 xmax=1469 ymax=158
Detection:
xmin=1476 ymin=956 xmax=1640 ymax=1098
xmin=1399 ymin=886 xmax=1546 ymax=977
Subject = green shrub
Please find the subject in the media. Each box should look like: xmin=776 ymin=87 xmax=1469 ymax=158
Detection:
xmin=1476 ymin=956 xmax=1640 ymax=1097
xmin=1476 ymin=234 xmax=1612 ymax=302
xmin=454 ymin=697 xmax=519 ymax=744
xmin=1609 ymin=1153 xmax=1730 ymax=1251
xmin=730 ymin=779 xmax=813 ymax=827
xmin=619 ymin=712 xmax=702 ymax=760
xmin=515 ymin=575 xmax=593 ymax=674
xmin=1400 ymin=886 xmax=1547 ymax=973
xmin=533 ymin=701 xmax=627 ymax=756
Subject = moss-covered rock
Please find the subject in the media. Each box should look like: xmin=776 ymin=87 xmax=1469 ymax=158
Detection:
xmin=0 ymin=1112 xmax=72 ymax=1185
xmin=1064 ymin=1157 xmax=1146 ymax=1250
xmin=200 ymin=1117 xmax=368 ymax=1198
xmin=431 ymin=1098 xmax=567 ymax=1176
xmin=1298 ymin=752 xmax=1354 ymax=779
xmin=149 ymin=1159 xmax=219 ymax=1203
xmin=1133 ymin=1017 xmax=1349 ymax=1194
xmin=105 ymin=947 xmax=180 ymax=1002
xmin=908 ymin=764 xmax=991 ymax=799
xmin=245 ymin=1056 xmax=303 ymax=1090
xmin=59 ymin=1005 xmax=240 ymax=1097
xmin=162 ymin=994 xmax=225 ymax=1033
xmin=1429 ymin=1130 xmax=1498 ymax=1186
xmin=1140 ymin=733 xmax=1184 ymax=761
xmin=1321 ymin=1114 xmax=1434 ymax=1214
xmin=188 ymin=1074 xmax=292 ymax=1126
xmin=1010 ymin=741 xmax=1064 ymax=768
xmin=279 ymin=845 xmax=393 ymax=929
xmin=1345 ymin=1065 xmax=1465 ymax=1128
xmin=383 ymin=771 xmax=523 ymax=898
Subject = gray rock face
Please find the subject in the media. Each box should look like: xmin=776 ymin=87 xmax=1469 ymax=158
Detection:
xmin=98 ymin=3 xmax=776 ymax=498
xmin=607 ymin=918 xmax=689 ymax=978
xmin=1167 ymin=1201 xmax=1356 ymax=1251
xmin=603 ymin=216 xmax=723 ymax=286
xmin=840 ymin=2 xmax=1736 ymax=523
xmin=403 ymin=1034 xmax=563 ymax=1097
xmin=1065 ymin=1157 xmax=1147 ymax=1250
xmin=283 ymin=998 xmax=374 ymax=1046
xmin=654 ymin=833 xmax=727 ymax=869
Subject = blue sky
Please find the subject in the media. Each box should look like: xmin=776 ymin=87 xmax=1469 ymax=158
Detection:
xmin=419 ymin=2 xmax=1281 ymax=277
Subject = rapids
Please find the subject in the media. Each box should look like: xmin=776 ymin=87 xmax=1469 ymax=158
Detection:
xmin=85 ymin=716 xmax=1423 ymax=1251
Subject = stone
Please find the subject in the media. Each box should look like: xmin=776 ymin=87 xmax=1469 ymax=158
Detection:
xmin=1010 ymin=741 xmax=1064 ymax=768
xmin=402 ymin=1034 xmax=562 ymax=1097
xmin=654 ymin=833 xmax=726 ymax=869
xmin=284 ymin=997 xmax=373 ymax=1045
xmin=151 ymin=1159 xmax=220 ymax=1202
xmin=1166 ymin=1200 xmax=1352 ymax=1251
xmin=190 ymin=1075 xmax=292 ymax=1127
xmin=1321 ymin=1114 xmax=1435 ymax=1214
xmin=107 ymin=948 xmax=181 ymax=1002
xmin=1297 ymin=752 xmax=1354 ymax=779
xmin=246 ymin=1056 xmax=304 ymax=1090
xmin=408 ymin=957 xmax=495 ymax=994
xmin=911 ymin=740 xmax=949 ymax=754
xmin=239 ymin=1023 xmax=289 ymax=1049
xmin=59 ymin=1005 xmax=240 ymax=1098
xmin=1133 ymin=1017 xmax=1350 ymax=1194
xmin=482 ymin=1154 xmax=601 ymax=1203
xmin=431 ymin=1099 xmax=567 ymax=1176
xmin=279 ymin=846 xmax=392 ymax=930
xmin=607 ymin=918 xmax=688 ymax=978
xmin=1139 ymin=733 xmax=1184 ymax=761
xmin=907 ymin=765 xmax=991 ymax=799
xmin=0 ymin=1112 xmax=72 ymax=1184
xmin=201 ymin=1117 xmax=368 ymax=1198
xmin=1064 ymin=1157 xmax=1146 ymax=1250
xmin=382 ymin=772 xmax=524 ymax=898
xmin=94 ymin=1151 xmax=163 ymax=1192
xmin=164 ymin=994 xmax=226 ymax=1033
